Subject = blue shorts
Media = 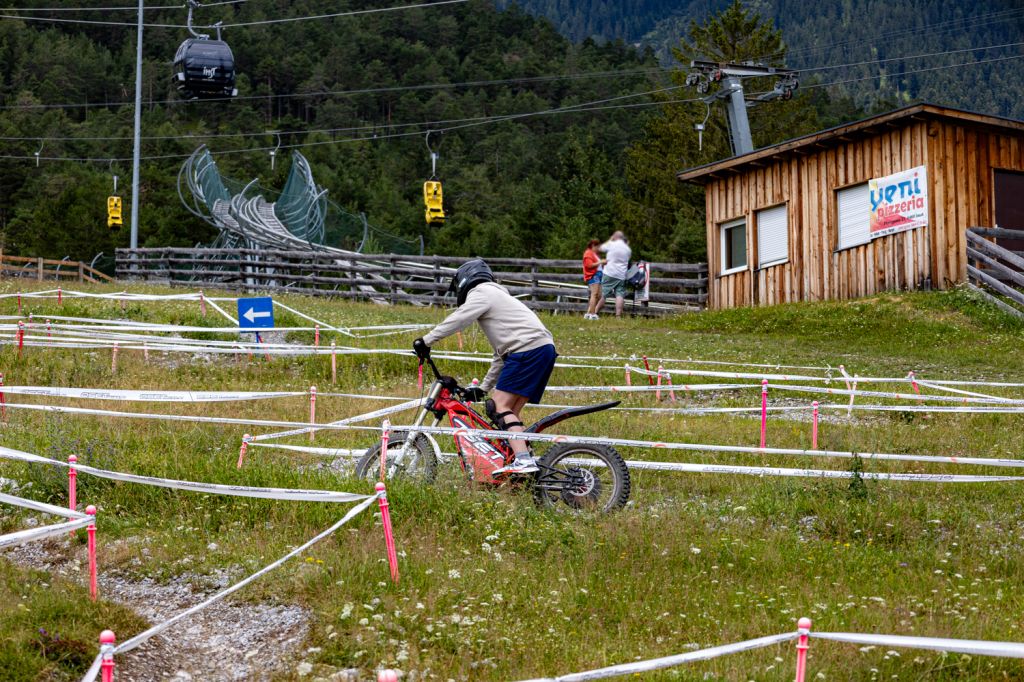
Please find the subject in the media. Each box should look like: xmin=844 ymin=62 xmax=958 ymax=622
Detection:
xmin=495 ymin=344 xmax=558 ymax=404
xmin=585 ymin=272 xmax=602 ymax=285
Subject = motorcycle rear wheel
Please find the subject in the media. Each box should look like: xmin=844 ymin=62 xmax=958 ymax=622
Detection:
xmin=532 ymin=443 xmax=630 ymax=513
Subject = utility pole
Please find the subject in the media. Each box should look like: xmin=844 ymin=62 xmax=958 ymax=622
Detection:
xmin=130 ymin=0 xmax=144 ymax=252
xmin=685 ymin=61 xmax=798 ymax=156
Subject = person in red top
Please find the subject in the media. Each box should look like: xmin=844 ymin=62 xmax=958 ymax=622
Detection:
xmin=582 ymin=238 xmax=604 ymax=320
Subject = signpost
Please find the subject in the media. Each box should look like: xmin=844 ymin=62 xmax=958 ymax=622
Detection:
xmin=237 ymin=296 xmax=275 ymax=330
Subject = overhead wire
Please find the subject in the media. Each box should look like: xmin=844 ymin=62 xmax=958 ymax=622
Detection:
xmin=3 ymin=48 xmax=1022 ymax=164
xmin=0 ymin=0 xmax=465 ymax=28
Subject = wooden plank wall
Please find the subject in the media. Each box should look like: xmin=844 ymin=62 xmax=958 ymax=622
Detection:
xmin=705 ymin=119 xmax=1024 ymax=309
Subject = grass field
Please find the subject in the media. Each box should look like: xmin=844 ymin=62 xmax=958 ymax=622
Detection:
xmin=1 ymin=281 xmax=1024 ymax=681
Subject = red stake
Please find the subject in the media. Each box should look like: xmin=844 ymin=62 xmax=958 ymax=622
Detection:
xmin=811 ymin=401 xmax=819 ymax=449
xmin=17 ymin=320 xmax=24 ymax=356
xmin=99 ymin=630 xmax=115 ymax=681
xmin=86 ymin=505 xmax=98 ymax=601
xmin=759 ymin=379 xmax=769 ymax=449
xmin=237 ymin=434 xmax=251 ymax=469
xmin=57 ymin=287 xmax=62 ymax=306
xmin=375 ymin=483 xmax=399 ymax=584
xmin=309 ymin=386 xmax=317 ymax=443
xmin=642 ymin=355 xmax=654 ymax=385
xmin=330 ymin=340 xmax=337 ymax=384
xmin=68 ymin=455 xmax=77 ymax=532
xmin=314 ymin=324 xmax=320 ymax=347
xmin=794 ymin=617 xmax=812 ymax=682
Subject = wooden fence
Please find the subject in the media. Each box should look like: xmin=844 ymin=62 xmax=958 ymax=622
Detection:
xmin=115 ymin=247 xmax=708 ymax=314
xmin=966 ymin=227 xmax=1024 ymax=318
xmin=0 ymin=252 xmax=115 ymax=284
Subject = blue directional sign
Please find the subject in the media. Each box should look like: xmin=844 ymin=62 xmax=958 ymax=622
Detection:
xmin=237 ymin=296 xmax=275 ymax=330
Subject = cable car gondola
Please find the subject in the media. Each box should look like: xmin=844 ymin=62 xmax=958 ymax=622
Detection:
xmin=423 ymin=132 xmax=445 ymax=227
xmin=173 ymin=1 xmax=238 ymax=100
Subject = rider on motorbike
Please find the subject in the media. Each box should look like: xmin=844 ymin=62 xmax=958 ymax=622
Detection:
xmin=414 ymin=259 xmax=558 ymax=474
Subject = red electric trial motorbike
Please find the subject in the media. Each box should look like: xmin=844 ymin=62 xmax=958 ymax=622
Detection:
xmin=355 ymin=354 xmax=631 ymax=513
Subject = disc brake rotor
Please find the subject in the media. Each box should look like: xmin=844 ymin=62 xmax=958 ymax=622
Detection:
xmin=560 ymin=466 xmax=601 ymax=507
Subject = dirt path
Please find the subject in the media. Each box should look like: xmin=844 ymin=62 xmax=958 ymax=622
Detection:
xmin=6 ymin=535 xmax=310 ymax=681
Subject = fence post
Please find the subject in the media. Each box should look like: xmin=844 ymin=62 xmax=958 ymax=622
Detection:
xmin=530 ymin=259 xmax=538 ymax=303
xmin=87 ymin=505 xmax=98 ymax=601
xmin=794 ymin=617 xmax=811 ymax=682
xmin=99 ymin=630 xmax=115 ymax=681
xmin=78 ymin=261 xmax=84 ymax=283
xmin=388 ymin=256 xmax=397 ymax=304
xmin=37 ymin=256 xmax=43 ymax=281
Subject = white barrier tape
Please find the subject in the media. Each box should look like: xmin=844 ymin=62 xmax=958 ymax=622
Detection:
xmin=0 ymin=490 xmax=88 ymax=519
xmin=3 ymin=401 xmax=1023 ymax=473
xmin=272 ymin=299 xmax=349 ymax=336
xmin=0 ymin=516 xmax=93 ymax=550
xmin=0 ymin=445 xmax=371 ymax=503
xmin=574 ymin=458 xmax=1024 ymax=483
xmin=80 ymin=652 xmax=103 ymax=682
xmin=770 ymin=384 xmax=1023 ymax=405
xmin=200 ymin=296 xmax=239 ymax=325
xmin=545 ymin=383 xmax=760 ymax=393
xmin=914 ymin=380 xmax=1017 ymax=402
xmin=516 ymin=632 xmax=797 ymax=682
xmin=816 ymin=402 xmax=1024 ymax=414
xmin=0 ymin=386 xmax=305 ymax=403
xmin=813 ymin=632 xmax=1024 ymax=659
xmin=250 ymin=397 xmax=425 ymax=442
xmin=113 ymin=493 xmax=379 ymax=655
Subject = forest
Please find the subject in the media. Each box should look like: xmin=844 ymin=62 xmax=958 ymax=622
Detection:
xmin=0 ymin=0 xmax=1021 ymax=269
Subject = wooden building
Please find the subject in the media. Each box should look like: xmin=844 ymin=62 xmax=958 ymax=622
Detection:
xmin=677 ymin=104 xmax=1024 ymax=310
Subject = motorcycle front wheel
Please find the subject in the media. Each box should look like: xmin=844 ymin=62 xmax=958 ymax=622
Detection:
xmin=354 ymin=432 xmax=438 ymax=483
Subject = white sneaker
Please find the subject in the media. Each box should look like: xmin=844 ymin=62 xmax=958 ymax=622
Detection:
xmin=492 ymin=456 xmax=539 ymax=475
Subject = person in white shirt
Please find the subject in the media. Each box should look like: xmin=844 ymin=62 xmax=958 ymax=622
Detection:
xmin=599 ymin=231 xmax=632 ymax=317
xmin=413 ymin=259 xmax=558 ymax=475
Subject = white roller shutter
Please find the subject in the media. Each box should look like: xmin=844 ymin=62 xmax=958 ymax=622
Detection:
xmin=757 ymin=204 xmax=788 ymax=267
xmin=837 ymin=183 xmax=871 ymax=250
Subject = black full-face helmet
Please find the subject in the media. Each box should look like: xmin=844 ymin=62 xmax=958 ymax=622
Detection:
xmin=449 ymin=259 xmax=495 ymax=306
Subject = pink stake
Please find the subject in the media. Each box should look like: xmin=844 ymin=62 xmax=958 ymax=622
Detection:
xmin=665 ymin=370 xmax=677 ymax=403
xmin=811 ymin=401 xmax=819 ymax=450
xmin=314 ymin=325 xmax=320 ymax=347
xmin=199 ymin=291 xmax=207 ymax=316
xmin=17 ymin=320 xmax=24 ymax=356
xmin=417 ymin=362 xmax=424 ymax=390
xmin=86 ymin=505 xmax=98 ymax=601
xmin=642 ymin=355 xmax=654 ymax=385
xmin=309 ymin=386 xmax=317 ymax=443
xmin=760 ymin=379 xmax=769 ymax=449
xmin=457 ymin=331 xmax=464 ymax=351
xmin=655 ymin=366 xmax=663 ymax=402
xmin=794 ymin=617 xmax=812 ymax=682
xmin=330 ymin=340 xmax=337 ymax=384
xmin=236 ymin=434 xmax=251 ymax=469
xmin=375 ymin=482 xmax=399 ymax=584
xmin=256 ymin=332 xmax=271 ymax=362
xmin=378 ymin=669 xmax=399 ymax=682
xmin=378 ymin=420 xmax=391 ymax=482
xmin=111 ymin=342 xmax=119 ymax=374
xmin=68 ymin=455 xmax=78 ymax=530
xmin=908 ymin=370 xmax=923 ymax=404
xmin=624 ymin=364 xmax=631 ymax=386
xmin=99 ymin=630 xmax=115 ymax=682
xmin=57 ymin=287 xmax=62 ymax=306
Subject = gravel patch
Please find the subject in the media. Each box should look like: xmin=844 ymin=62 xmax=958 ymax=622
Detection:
xmin=4 ymin=536 xmax=310 ymax=681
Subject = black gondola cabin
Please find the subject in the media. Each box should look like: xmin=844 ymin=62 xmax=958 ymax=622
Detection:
xmin=173 ymin=39 xmax=238 ymax=99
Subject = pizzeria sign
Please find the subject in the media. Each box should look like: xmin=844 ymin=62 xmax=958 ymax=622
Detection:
xmin=869 ymin=165 xmax=928 ymax=238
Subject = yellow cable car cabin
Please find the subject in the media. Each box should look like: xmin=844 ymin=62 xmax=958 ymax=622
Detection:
xmin=107 ymin=196 xmax=123 ymax=228
xmin=423 ymin=180 xmax=445 ymax=227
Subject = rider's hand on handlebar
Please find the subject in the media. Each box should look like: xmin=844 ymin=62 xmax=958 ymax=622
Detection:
xmin=463 ymin=386 xmax=486 ymax=402
xmin=413 ymin=338 xmax=431 ymax=360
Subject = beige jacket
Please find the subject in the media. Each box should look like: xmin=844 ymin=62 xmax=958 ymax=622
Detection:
xmin=423 ymin=282 xmax=555 ymax=391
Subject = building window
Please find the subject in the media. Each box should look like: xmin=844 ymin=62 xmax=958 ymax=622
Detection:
xmin=720 ymin=217 xmax=747 ymax=275
xmin=757 ymin=204 xmax=788 ymax=268
xmin=837 ymin=183 xmax=871 ymax=250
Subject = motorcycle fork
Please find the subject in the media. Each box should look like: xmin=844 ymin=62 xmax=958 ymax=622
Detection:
xmin=388 ymin=383 xmax=441 ymax=476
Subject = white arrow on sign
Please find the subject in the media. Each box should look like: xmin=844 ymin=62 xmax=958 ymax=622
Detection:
xmin=242 ymin=307 xmax=272 ymax=324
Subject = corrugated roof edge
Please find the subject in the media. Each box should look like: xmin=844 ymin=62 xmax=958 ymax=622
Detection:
xmin=676 ymin=102 xmax=1024 ymax=183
